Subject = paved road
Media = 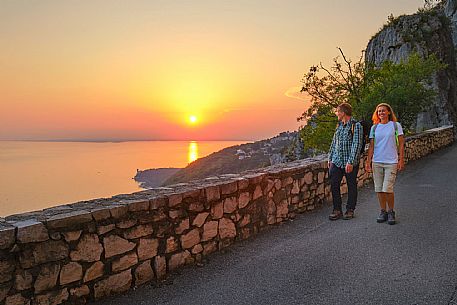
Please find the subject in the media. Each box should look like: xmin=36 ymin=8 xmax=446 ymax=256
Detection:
xmin=94 ymin=144 xmax=457 ymax=305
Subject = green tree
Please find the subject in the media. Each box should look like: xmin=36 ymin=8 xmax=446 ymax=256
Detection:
xmin=298 ymin=50 xmax=444 ymax=154
xmin=356 ymin=53 xmax=445 ymax=131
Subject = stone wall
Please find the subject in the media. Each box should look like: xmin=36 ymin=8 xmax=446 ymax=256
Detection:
xmin=0 ymin=126 xmax=453 ymax=305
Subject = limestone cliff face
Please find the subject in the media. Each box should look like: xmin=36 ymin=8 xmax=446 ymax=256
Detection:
xmin=366 ymin=0 xmax=457 ymax=131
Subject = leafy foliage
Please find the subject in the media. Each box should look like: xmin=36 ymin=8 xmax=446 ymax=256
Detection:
xmin=298 ymin=50 xmax=445 ymax=154
xmin=356 ymin=53 xmax=445 ymax=131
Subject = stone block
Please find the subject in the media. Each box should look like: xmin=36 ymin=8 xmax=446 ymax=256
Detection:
xmin=304 ymin=172 xmax=313 ymax=184
xmin=203 ymin=241 xmax=218 ymax=255
xmin=112 ymin=252 xmax=138 ymax=272
xmin=181 ymin=229 xmax=200 ymax=249
xmin=91 ymin=208 xmax=111 ymax=221
xmin=282 ymin=176 xmax=294 ymax=186
xmin=103 ymin=235 xmax=136 ymax=258
xmin=70 ymin=234 xmax=103 ymax=262
xmin=15 ymin=220 xmax=48 ymax=243
xmin=169 ymin=209 xmax=185 ymax=219
xmin=116 ymin=219 xmax=137 ymax=229
xmin=19 ymin=240 xmax=69 ymax=269
xmin=46 ymin=210 xmax=93 ymax=230
xmin=167 ymin=194 xmax=182 ymax=208
xmin=183 ymin=189 xmax=201 ymax=200
xmin=272 ymin=189 xmax=286 ymax=204
xmin=193 ymin=212 xmax=209 ymax=227
xmin=97 ymin=224 xmax=115 ymax=235
xmin=34 ymin=263 xmax=60 ymax=293
xmin=14 ymin=269 xmax=32 ymax=291
xmin=237 ymin=178 xmax=249 ymax=190
xmin=60 ymin=262 xmax=83 ymax=285
xmin=62 ymin=230 xmax=82 ymax=242
xmin=238 ymin=192 xmax=251 ymax=209
xmin=191 ymin=244 xmax=203 ymax=254
xmin=83 ymin=261 xmax=104 ymax=282
xmin=137 ymin=238 xmax=159 ymax=261
xmin=205 ymin=185 xmax=220 ymax=202
xmin=253 ymin=185 xmax=263 ymax=200
xmin=128 ymin=200 xmax=150 ymax=212
xmin=223 ymin=197 xmax=238 ymax=214
xmin=221 ymin=181 xmax=238 ymax=195
xmin=123 ymin=224 xmax=154 ymax=240
xmin=69 ymin=285 xmax=90 ymax=297
xmin=188 ymin=201 xmax=204 ymax=212
xmin=210 ymin=201 xmax=223 ymax=219
xmin=175 ymin=218 xmax=189 ymax=234
xmin=165 ymin=237 xmax=179 ymax=253
xmin=109 ymin=205 xmax=128 ymax=219
xmin=154 ymin=256 xmax=166 ymax=280
xmin=150 ymin=197 xmax=167 ymax=210
xmin=134 ymin=261 xmax=153 ymax=286
xmin=0 ymin=225 xmax=15 ymax=250
xmin=219 ymin=218 xmax=236 ymax=239
xmin=246 ymin=173 xmax=265 ymax=185
xmin=94 ymin=269 xmax=132 ymax=299
xmin=318 ymin=171 xmax=325 ymax=183
xmin=168 ymin=251 xmax=191 ymax=271
xmin=202 ymin=221 xmax=218 ymax=241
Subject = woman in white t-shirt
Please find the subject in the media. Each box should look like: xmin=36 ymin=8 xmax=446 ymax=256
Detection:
xmin=365 ymin=103 xmax=405 ymax=225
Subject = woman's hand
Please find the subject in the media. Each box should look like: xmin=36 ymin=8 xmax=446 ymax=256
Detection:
xmin=397 ymin=158 xmax=405 ymax=171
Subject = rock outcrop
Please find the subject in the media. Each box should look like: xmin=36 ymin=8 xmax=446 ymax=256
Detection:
xmin=366 ymin=0 xmax=457 ymax=131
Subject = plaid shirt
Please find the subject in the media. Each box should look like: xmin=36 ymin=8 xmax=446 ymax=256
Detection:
xmin=328 ymin=117 xmax=363 ymax=167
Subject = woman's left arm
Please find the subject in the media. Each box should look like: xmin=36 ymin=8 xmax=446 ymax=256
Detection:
xmin=398 ymin=135 xmax=405 ymax=171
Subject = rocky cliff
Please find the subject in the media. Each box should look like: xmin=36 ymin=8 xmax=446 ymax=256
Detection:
xmin=366 ymin=0 xmax=457 ymax=131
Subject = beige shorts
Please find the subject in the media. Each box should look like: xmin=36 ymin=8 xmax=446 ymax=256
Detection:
xmin=372 ymin=162 xmax=397 ymax=193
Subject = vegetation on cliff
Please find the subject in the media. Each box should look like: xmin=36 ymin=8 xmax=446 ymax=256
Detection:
xmin=298 ymin=49 xmax=445 ymax=154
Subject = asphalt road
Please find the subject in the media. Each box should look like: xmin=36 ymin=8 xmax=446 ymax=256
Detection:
xmin=94 ymin=144 xmax=457 ymax=305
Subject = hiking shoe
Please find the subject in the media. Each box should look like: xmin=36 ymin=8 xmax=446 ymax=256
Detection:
xmin=329 ymin=210 xmax=342 ymax=221
xmin=387 ymin=210 xmax=396 ymax=225
xmin=377 ymin=209 xmax=388 ymax=223
xmin=342 ymin=209 xmax=354 ymax=220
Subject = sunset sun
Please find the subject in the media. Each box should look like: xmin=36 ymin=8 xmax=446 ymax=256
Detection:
xmin=188 ymin=115 xmax=198 ymax=125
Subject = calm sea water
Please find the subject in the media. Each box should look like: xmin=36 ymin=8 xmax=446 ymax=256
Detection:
xmin=0 ymin=141 xmax=245 ymax=217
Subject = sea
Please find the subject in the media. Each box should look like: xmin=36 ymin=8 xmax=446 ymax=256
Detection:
xmin=0 ymin=140 xmax=246 ymax=217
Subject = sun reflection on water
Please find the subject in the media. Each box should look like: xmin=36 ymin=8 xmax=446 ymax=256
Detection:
xmin=188 ymin=141 xmax=198 ymax=163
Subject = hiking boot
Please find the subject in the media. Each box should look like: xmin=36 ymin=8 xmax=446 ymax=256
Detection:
xmin=377 ymin=209 xmax=388 ymax=223
xmin=329 ymin=210 xmax=342 ymax=221
xmin=343 ymin=209 xmax=354 ymax=220
xmin=387 ymin=210 xmax=396 ymax=225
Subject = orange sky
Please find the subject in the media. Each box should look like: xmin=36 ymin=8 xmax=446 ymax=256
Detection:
xmin=0 ymin=0 xmax=424 ymax=141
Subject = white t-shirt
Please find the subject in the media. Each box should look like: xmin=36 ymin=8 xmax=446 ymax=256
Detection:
xmin=369 ymin=121 xmax=404 ymax=164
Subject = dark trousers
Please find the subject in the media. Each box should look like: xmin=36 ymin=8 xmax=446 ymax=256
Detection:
xmin=329 ymin=164 xmax=359 ymax=211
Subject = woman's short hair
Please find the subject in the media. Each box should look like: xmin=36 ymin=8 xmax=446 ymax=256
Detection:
xmin=337 ymin=103 xmax=352 ymax=116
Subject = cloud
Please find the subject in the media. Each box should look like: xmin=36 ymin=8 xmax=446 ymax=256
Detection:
xmin=284 ymin=86 xmax=309 ymax=102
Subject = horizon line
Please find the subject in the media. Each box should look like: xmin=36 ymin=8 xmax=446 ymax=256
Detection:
xmin=0 ymin=138 xmax=256 ymax=143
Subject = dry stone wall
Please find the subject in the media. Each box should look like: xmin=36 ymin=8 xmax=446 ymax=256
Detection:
xmin=0 ymin=126 xmax=453 ymax=305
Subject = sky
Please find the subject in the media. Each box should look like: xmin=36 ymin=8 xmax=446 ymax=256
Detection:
xmin=0 ymin=0 xmax=425 ymax=141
